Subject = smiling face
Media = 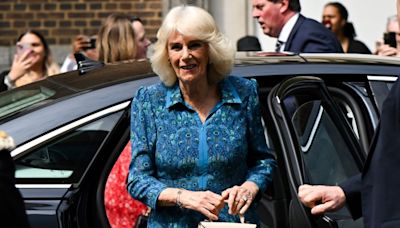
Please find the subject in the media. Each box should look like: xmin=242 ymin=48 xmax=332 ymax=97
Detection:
xmin=167 ymin=31 xmax=209 ymax=84
xmin=17 ymin=33 xmax=46 ymax=65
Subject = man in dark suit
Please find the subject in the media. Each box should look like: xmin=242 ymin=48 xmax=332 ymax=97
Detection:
xmin=251 ymin=0 xmax=343 ymax=53
xmin=297 ymin=3 xmax=400 ymax=227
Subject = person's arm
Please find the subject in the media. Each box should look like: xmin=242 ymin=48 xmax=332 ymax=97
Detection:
xmin=339 ymin=173 xmax=363 ymax=219
xmin=158 ymin=188 xmax=224 ymax=221
xmin=60 ymin=35 xmax=93 ymax=73
xmin=244 ymin=79 xmax=276 ymax=194
xmin=221 ymin=79 xmax=277 ymax=215
xmin=127 ymin=87 xmax=168 ymax=210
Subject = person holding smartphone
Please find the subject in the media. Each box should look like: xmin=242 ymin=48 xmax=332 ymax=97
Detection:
xmin=375 ymin=15 xmax=400 ymax=57
xmin=0 ymin=30 xmax=60 ymax=92
xmin=60 ymin=34 xmax=99 ymax=73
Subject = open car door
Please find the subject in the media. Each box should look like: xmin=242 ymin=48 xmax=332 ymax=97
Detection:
xmin=265 ymin=76 xmax=366 ymax=228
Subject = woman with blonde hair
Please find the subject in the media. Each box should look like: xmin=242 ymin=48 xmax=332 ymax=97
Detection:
xmin=99 ymin=13 xmax=150 ymax=228
xmin=128 ymin=5 xmax=276 ymax=227
xmin=97 ymin=13 xmax=138 ymax=63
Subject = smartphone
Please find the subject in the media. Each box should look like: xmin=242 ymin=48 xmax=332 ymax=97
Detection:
xmin=384 ymin=32 xmax=397 ymax=48
xmin=89 ymin=37 xmax=96 ymax=49
xmin=82 ymin=37 xmax=96 ymax=51
xmin=16 ymin=43 xmax=32 ymax=55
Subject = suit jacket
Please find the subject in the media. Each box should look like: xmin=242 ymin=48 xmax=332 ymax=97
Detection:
xmin=284 ymin=15 xmax=343 ymax=53
xmin=340 ymin=77 xmax=400 ymax=228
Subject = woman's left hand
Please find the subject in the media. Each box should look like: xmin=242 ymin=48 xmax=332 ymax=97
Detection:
xmin=221 ymin=181 xmax=259 ymax=215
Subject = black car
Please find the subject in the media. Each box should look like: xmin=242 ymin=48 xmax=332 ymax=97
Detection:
xmin=0 ymin=53 xmax=399 ymax=228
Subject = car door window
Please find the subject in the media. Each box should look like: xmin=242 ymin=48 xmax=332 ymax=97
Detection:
xmin=292 ymin=99 xmax=360 ymax=185
xmin=268 ymin=76 xmax=367 ymax=228
xmin=289 ymin=95 xmax=364 ymax=228
xmin=14 ymin=111 xmax=123 ymax=183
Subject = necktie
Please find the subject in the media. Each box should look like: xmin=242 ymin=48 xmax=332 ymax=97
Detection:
xmin=275 ymin=40 xmax=284 ymax=52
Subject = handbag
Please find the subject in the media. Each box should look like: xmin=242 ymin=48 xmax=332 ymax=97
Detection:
xmin=134 ymin=215 xmax=148 ymax=228
xmin=198 ymin=215 xmax=257 ymax=228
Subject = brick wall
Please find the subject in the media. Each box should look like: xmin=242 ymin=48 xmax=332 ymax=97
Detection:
xmin=0 ymin=0 xmax=163 ymax=71
xmin=0 ymin=0 xmax=162 ymax=46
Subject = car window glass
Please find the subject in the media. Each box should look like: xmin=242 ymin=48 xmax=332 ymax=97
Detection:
xmin=0 ymin=87 xmax=55 ymax=119
xmin=291 ymin=100 xmax=359 ymax=185
xmin=14 ymin=111 xmax=123 ymax=183
xmin=287 ymin=95 xmax=363 ymax=227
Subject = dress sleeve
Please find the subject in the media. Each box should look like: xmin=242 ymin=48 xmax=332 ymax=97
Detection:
xmin=127 ymin=86 xmax=168 ymax=209
xmin=245 ymin=79 xmax=277 ymax=192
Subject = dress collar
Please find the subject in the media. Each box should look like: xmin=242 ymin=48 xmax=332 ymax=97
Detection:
xmin=165 ymin=77 xmax=242 ymax=109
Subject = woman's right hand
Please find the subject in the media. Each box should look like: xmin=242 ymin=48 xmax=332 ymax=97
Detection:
xmin=8 ymin=50 xmax=37 ymax=81
xmin=178 ymin=189 xmax=225 ymax=221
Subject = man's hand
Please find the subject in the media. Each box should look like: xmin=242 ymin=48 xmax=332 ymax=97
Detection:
xmin=375 ymin=42 xmax=400 ymax=57
xmin=298 ymin=184 xmax=346 ymax=215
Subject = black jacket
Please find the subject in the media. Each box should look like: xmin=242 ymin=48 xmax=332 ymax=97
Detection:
xmin=340 ymin=77 xmax=400 ymax=228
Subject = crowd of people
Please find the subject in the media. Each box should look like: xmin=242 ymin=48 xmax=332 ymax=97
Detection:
xmin=1 ymin=0 xmax=400 ymax=227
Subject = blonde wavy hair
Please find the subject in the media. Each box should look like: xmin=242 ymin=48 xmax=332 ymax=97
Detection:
xmin=97 ymin=13 xmax=137 ymax=63
xmin=150 ymin=5 xmax=235 ymax=86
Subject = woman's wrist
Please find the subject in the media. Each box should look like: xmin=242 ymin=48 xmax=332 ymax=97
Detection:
xmin=157 ymin=187 xmax=186 ymax=207
xmin=4 ymin=74 xmax=16 ymax=89
xmin=7 ymin=70 xmax=24 ymax=83
xmin=176 ymin=188 xmax=184 ymax=208
xmin=242 ymin=181 xmax=259 ymax=198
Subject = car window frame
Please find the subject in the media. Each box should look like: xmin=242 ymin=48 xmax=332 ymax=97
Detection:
xmin=12 ymin=101 xmax=131 ymax=187
xmin=267 ymin=76 xmax=366 ymax=228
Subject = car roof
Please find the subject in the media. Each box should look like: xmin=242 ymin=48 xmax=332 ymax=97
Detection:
xmin=235 ymin=52 xmax=400 ymax=65
xmin=233 ymin=53 xmax=400 ymax=78
xmin=48 ymin=59 xmax=155 ymax=91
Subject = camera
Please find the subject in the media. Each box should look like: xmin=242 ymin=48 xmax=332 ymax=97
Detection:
xmin=384 ymin=32 xmax=397 ymax=48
